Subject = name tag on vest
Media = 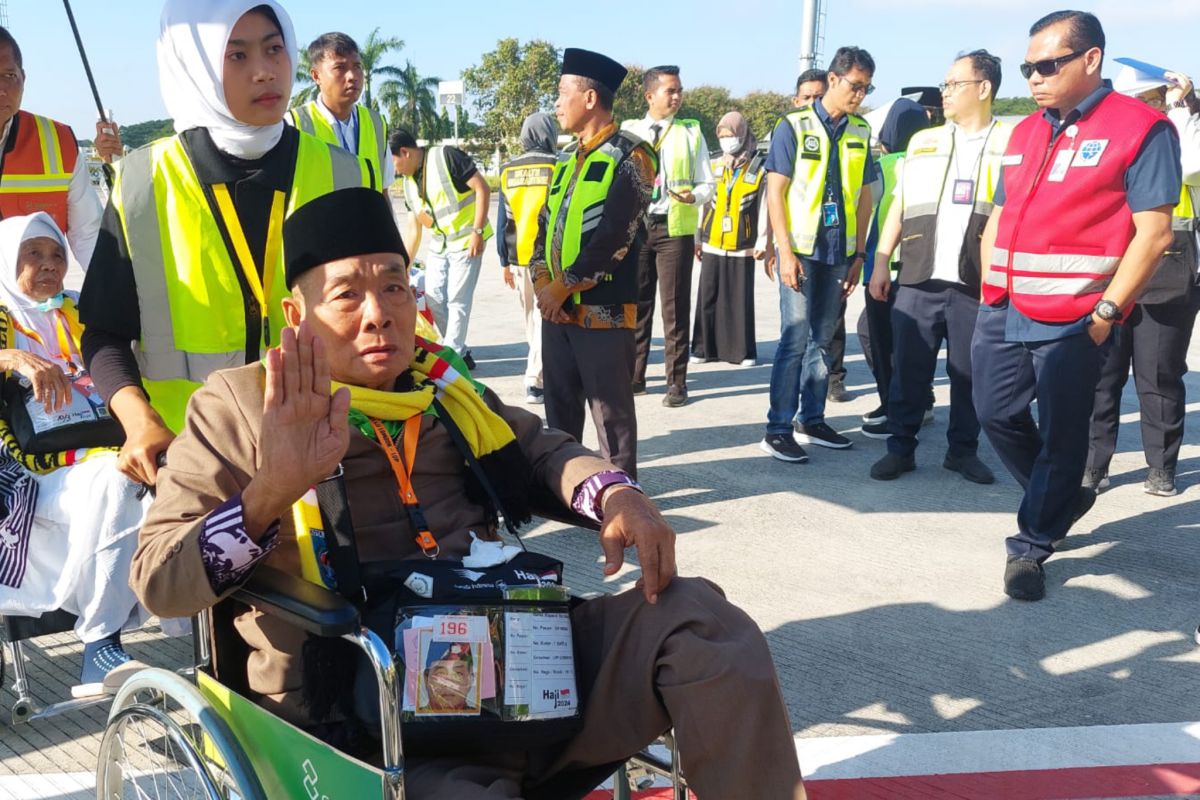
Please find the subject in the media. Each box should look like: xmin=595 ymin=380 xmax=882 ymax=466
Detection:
xmin=1001 ymin=154 xmax=1023 ymax=166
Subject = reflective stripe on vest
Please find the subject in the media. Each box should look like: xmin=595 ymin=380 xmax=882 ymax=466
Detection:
xmin=0 ymin=112 xmax=78 ymax=233
xmin=289 ymin=102 xmax=386 ymax=187
xmin=702 ymin=156 xmax=765 ymax=250
xmin=781 ymin=107 xmax=871 ymax=258
xmin=546 ymin=133 xmax=654 ymax=304
xmin=499 ymin=157 xmax=553 ymax=266
xmin=402 ymin=146 xmax=492 ymax=253
xmin=113 ymin=132 xmax=371 ymax=432
xmin=987 ymin=92 xmax=1164 ymax=321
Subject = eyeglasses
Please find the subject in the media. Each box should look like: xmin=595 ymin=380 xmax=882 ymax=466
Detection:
xmin=939 ymin=79 xmax=984 ymax=94
xmin=1019 ymin=50 xmax=1087 ymax=80
xmin=839 ymin=79 xmax=874 ymax=97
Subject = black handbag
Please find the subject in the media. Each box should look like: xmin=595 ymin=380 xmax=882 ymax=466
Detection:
xmin=1 ymin=372 xmax=124 ymax=455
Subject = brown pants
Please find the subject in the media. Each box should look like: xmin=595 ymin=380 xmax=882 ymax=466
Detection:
xmin=634 ymin=220 xmax=696 ymax=391
xmin=402 ymin=578 xmax=805 ymax=799
xmin=542 ymin=322 xmax=638 ymax=477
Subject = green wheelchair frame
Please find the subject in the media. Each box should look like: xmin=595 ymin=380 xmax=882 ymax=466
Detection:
xmin=95 ymin=562 xmax=689 ymax=799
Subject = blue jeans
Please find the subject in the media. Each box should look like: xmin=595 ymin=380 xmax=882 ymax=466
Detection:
xmin=766 ymin=256 xmax=848 ymax=434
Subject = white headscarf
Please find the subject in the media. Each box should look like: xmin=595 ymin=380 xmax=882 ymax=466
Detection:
xmin=157 ymin=0 xmax=296 ymax=159
xmin=0 ymin=213 xmax=75 ymax=369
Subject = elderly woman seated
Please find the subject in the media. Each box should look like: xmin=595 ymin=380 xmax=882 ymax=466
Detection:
xmin=133 ymin=188 xmax=806 ymax=799
xmin=0 ymin=213 xmax=149 ymax=697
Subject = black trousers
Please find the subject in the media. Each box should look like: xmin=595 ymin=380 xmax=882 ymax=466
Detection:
xmin=972 ymin=305 xmax=1109 ymax=562
xmin=856 ymin=283 xmax=896 ymax=406
xmin=1087 ymin=290 xmax=1200 ymax=472
xmin=829 ymin=300 xmax=848 ymax=382
xmin=543 ymin=321 xmax=638 ymax=477
xmin=691 ymin=251 xmax=756 ymax=364
xmin=634 ymin=219 xmax=695 ymax=390
xmin=888 ymin=281 xmax=980 ymax=458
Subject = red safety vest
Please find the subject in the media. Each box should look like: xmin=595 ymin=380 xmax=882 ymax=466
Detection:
xmin=984 ymin=92 xmax=1165 ymax=322
xmin=0 ymin=111 xmax=78 ymax=233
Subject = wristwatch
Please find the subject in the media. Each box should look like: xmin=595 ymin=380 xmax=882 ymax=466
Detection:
xmin=1169 ymin=98 xmax=1190 ymax=111
xmin=472 ymin=226 xmax=485 ymax=236
xmin=852 ymin=251 xmax=866 ymax=262
xmin=1093 ymin=298 xmax=1123 ymax=322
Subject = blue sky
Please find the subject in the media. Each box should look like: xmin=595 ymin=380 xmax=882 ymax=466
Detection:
xmin=10 ymin=0 xmax=1199 ymax=135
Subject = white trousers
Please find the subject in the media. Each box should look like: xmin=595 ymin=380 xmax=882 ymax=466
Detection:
xmin=513 ymin=265 xmax=543 ymax=388
xmin=425 ymin=248 xmax=484 ymax=356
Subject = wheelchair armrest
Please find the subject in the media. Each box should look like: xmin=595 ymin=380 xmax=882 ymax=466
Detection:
xmin=232 ymin=566 xmax=361 ymax=638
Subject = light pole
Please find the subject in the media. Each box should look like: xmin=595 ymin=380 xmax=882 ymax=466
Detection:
xmin=799 ymin=0 xmax=823 ymax=73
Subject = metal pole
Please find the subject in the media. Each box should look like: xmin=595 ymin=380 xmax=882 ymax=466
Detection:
xmin=798 ymin=0 xmax=821 ymax=73
xmin=452 ymin=105 xmax=459 ymax=146
xmin=61 ymin=0 xmax=107 ymax=122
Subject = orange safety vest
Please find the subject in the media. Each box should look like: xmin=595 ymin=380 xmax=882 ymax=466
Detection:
xmin=0 ymin=111 xmax=78 ymax=233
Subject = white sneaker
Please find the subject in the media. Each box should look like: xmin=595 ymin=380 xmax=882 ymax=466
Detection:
xmin=739 ymin=358 xmax=757 ymax=367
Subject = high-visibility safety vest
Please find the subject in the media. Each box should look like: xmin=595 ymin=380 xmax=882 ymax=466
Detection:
xmin=875 ymin=151 xmax=903 ymax=269
xmin=895 ymin=120 xmax=1012 ymax=289
xmin=401 ymin=146 xmax=493 ymax=254
xmin=701 ymin=154 xmax=766 ymax=251
xmin=985 ymin=92 xmax=1165 ymax=321
xmin=620 ymin=117 xmax=703 ymax=236
xmin=288 ymin=101 xmax=386 ymax=188
xmin=1142 ymin=184 xmax=1200 ymax=305
xmin=0 ymin=111 xmax=78 ymax=233
xmin=499 ymin=152 xmax=555 ymax=266
xmin=545 ymin=130 xmax=657 ymax=305
xmin=779 ymin=106 xmax=871 ymax=259
xmin=112 ymin=131 xmax=373 ymax=433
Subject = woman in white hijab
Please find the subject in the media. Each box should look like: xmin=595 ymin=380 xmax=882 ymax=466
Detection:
xmin=77 ymin=1 xmax=372 ymax=489
xmin=0 ymin=213 xmax=150 ymax=697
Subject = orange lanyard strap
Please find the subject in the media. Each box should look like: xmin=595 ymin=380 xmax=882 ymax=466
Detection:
xmin=369 ymin=416 xmax=439 ymax=556
xmin=211 ymin=184 xmax=285 ymax=347
xmin=10 ymin=311 xmax=82 ymax=370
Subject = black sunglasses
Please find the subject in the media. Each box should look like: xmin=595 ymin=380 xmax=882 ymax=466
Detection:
xmin=1019 ymin=50 xmax=1087 ymax=80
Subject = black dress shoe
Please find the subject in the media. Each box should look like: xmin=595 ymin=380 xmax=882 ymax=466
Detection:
xmin=662 ymin=386 xmax=688 ymax=407
xmin=870 ymin=452 xmax=915 ymax=480
xmin=631 ymin=381 xmax=647 ymax=396
xmin=1004 ymin=557 xmax=1045 ymax=601
xmin=943 ymin=453 xmax=995 ymax=485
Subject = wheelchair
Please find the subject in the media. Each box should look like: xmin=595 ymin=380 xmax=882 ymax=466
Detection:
xmin=94 ymin=501 xmax=691 ymax=800
xmin=0 ymin=609 xmax=112 ymax=725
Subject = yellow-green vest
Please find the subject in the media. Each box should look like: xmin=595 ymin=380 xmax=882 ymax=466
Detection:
xmin=499 ymin=154 xmax=555 ymax=266
xmin=620 ymin=117 xmax=702 ymax=236
xmin=288 ymin=101 xmax=387 ymax=188
xmin=546 ymin=131 xmax=656 ymax=305
xmin=701 ymin=154 xmax=766 ymax=251
xmin=401 ymin=146 xmax=493 ymax=254
xmin=895 ymin=121 xmax=1011 ymax=288
xmin=1145 ymin=185 xmax=1200 ymax=304
xmin=112 ymin=131 xmax=373 ymax=433
xmin=781 ymin=106 xmax=871 ymax=258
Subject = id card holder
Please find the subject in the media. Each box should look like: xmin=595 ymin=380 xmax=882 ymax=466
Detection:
xmin=822 ymin=202 xmax=840 ymax=227
xmin=952 ymin=179 xmax=975 ymax=205
xmin=1047 ymin=149 xmax=1074 ymax=183
xmin=721 ymin=216 xmax=734 ymax=233
xmin=652 ymin=173 xmax=663 ymax=202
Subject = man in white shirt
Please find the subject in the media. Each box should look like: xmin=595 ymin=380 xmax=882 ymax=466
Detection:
xmin=622 ymin=66 xmax=714 ymax=407
xmin=288 ymin=32 xmax=395 ymax=191
xmin=867 ymin=50 xmax=1011 ymax=484
xmin=0 ymin=26 xmax=110 ymax=270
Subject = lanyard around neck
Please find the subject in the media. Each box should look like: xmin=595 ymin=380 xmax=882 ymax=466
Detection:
xmin=211 ymin=184 xmax=285 ymax=347
xmin=369 ymin=416 xmax=440 ymax=557
xmin=651 ymin=119 xmax=675 ymax=152
xmin=10 ymin=311 xmax=81 ymax=371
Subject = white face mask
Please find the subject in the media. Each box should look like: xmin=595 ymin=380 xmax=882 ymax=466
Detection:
xmin=718 ymin=136 xmax=741 ymax=154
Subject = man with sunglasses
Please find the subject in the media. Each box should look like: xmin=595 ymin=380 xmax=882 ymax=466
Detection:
xmin=866 ymin=50 xmax=1010 ymax=487
xmin=760 ymin=46 xmax=878 ymax=462
xmin=974 ymin=10 xmax=1181 ymax=602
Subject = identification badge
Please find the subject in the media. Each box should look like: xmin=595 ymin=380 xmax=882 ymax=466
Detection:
xmin=822 ymin=202 xmax=840 ymax=227
xmin=652 ymin=173 xmax=663 ymax=202
xmin=1047 ymin=149 xmax=1074 ymax=183
xmin=721 ymin=216 xmax=734 ymax=233
xmin=1072 ymin=139 xmax=1109 ymax=167
xmin=803 ymin=135 xmax=821 ymax=154
xmin=952 ymin=179 xmax=975 ymax=205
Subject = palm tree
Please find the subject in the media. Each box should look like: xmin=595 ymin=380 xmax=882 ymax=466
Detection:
xmin=378 ymin=61 xmax=440 ymax=139
xmin=288 ymin=28 xmax=405 ymax=111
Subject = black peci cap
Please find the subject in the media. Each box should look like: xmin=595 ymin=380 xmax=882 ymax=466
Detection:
xmin=283 ymin=187 xmax=409 ymax=288
xmin=561 ymin=47 xmax=627 ymax=94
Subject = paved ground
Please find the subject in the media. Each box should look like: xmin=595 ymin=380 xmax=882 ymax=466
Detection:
xmin=3 ymin=199 xmax=1199 ymax=796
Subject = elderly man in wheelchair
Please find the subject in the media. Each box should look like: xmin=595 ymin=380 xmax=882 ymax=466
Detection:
xmin=121 ymin=188 xmax=805 ymax=799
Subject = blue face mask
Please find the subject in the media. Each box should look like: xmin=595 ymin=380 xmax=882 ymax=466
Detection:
xmin=34 ymin=294 xmax=64 ymax=312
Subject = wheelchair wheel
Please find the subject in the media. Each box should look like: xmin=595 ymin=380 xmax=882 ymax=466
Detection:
xmin=97 ymin=668 xmax=264 ymax=800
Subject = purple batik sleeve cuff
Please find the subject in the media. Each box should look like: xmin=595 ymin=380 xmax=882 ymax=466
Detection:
xmin=572 ymin=470 xmax=643 ymax=522
xmin=199 ymin=494 xmax=280 ymax=596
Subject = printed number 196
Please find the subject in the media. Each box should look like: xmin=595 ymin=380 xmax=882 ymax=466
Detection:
xmin=439 ymin=620 xmax=469 ymax=636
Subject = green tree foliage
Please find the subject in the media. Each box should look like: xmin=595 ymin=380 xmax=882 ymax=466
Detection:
xmin=739 ymin=91 xmax=792 ymax=140
xmin=678 ymin=85 xmax=736 ymax=144
xmin=613 ymin=64 xmax=646 ymax=127
xmin=993 ymin=96 xmax=1038 ymax=116
xmin=119 ymin=119 xmax=176 ymax=150
xmin=378 ymin=61 xmax=440 ymax=140
xmin=463 ymin=39 xmax=561 ymax=152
